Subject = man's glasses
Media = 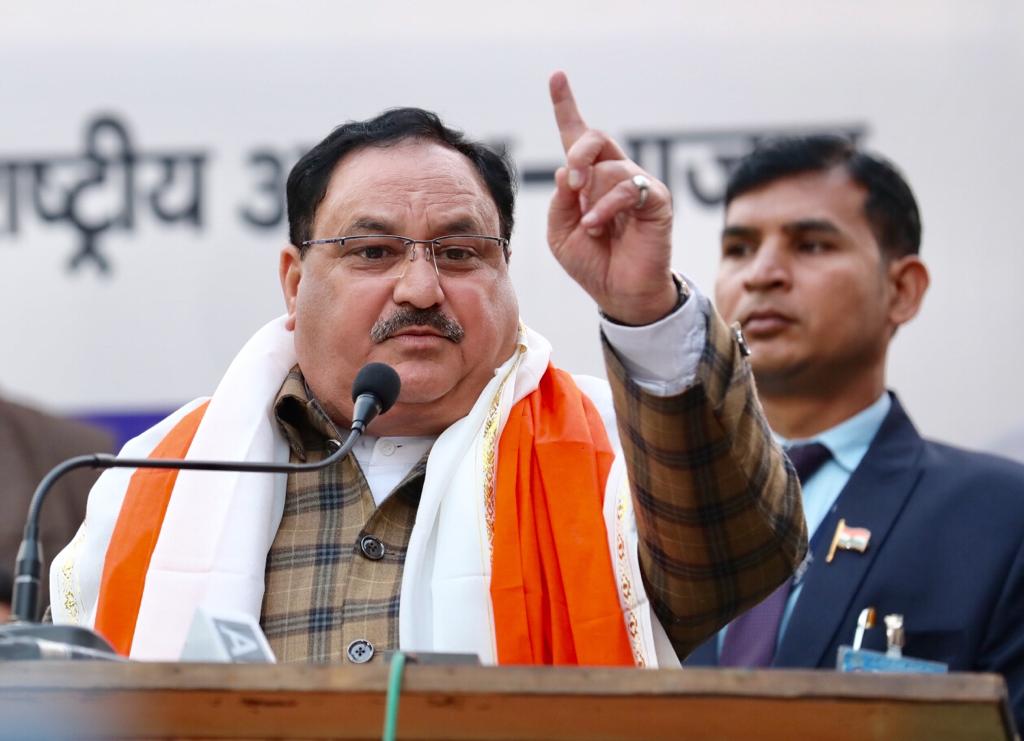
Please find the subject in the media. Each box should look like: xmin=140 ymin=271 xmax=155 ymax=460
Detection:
xmin=300 ymin=235 xmax=510 ymax=279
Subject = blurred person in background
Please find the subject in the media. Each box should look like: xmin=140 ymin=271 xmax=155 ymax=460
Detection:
xmin=685 ymin=135 xmax=1024 ymax=729
xmin=0 ymin=393 xmax=113 ymax=619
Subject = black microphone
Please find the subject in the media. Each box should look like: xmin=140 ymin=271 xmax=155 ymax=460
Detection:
xmin=350 ymin=362 xmax=403 ymax=434
xmin=6 ymin=362 xmax=401 ymax=637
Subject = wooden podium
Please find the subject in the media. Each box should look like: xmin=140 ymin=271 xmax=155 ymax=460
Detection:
xmin=0 ymin=662 xmax=1016 ymax=740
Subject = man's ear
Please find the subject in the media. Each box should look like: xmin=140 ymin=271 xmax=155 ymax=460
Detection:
xmin=887 ymin=254 xmax=930 ymax=328
xmin=279 ymin=245 xmax=303 ymax=331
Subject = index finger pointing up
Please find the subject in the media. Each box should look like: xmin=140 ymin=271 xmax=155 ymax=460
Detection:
xmin=550 ymin=70 xmax=588 ymax=153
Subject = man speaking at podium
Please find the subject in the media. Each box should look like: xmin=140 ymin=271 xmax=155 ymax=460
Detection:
xmin=49 ymin=73 xmax=805 ymax=667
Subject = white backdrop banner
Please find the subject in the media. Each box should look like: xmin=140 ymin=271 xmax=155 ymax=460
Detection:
xmin=1 ymin=0 xmax=1021 ymax=451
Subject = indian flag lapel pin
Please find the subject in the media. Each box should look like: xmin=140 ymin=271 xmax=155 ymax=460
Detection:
xmin=826 ymin=518 xmax=871 ymax=563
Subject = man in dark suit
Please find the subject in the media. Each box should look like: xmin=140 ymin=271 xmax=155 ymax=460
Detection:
xmin=684 ymin=135 xmax=1024 ymax=729
xmin=0 ymin=394 xmax=113 ymax=620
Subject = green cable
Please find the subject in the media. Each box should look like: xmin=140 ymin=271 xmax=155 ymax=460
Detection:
xmin=382 ymin=650 xmax=408 ymax=741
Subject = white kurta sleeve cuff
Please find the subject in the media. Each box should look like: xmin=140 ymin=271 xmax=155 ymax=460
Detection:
xmin=599 ymin=277 xmax=709 ymax=397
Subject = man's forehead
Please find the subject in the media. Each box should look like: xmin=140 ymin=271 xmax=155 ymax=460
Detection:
xmin=314 ymin=140 xmax=499 ymax=235
xmin=725 ymin=167 xmax=868 ymax=228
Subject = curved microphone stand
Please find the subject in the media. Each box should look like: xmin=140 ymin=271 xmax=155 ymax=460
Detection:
xmin=3 ymin=362 xmax=401 ymax=658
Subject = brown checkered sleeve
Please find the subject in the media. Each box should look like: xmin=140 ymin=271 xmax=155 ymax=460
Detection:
xmin=603 ymin=299 xmax=807 ymax=659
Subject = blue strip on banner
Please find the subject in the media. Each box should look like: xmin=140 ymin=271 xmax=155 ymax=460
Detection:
xmin=72 ymin=410 xmax=176 ymax=451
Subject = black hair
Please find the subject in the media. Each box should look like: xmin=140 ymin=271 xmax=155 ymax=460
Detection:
xmin=287 ymin=107 xmax=517 ymax=255
xmin=725 ymin=135 xmax=921 ymax=258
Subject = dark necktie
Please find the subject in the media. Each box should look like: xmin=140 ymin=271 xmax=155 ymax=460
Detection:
xmin=718 ymin=442 xmax=833 ymax=667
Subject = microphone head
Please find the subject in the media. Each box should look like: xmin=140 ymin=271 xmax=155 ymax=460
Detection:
xmin=351 ymin=363 xmax=402 ymax=414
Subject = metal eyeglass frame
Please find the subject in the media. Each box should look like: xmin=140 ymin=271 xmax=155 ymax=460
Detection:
xmin=300 ymin=234 xmax=511 ymax=276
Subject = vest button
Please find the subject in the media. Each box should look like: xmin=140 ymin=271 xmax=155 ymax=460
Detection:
xmin=346 ymin=639 xmax=374 ymax=664
xmin=359 ymin=535 xmax=386 ymax=561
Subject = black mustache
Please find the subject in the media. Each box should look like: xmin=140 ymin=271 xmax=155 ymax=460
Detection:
xmin=370 ymin=308 xmax=465 ymax=344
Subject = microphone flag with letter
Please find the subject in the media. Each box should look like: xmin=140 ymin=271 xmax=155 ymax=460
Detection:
xmin=180 ymin=607 xmax=276 ymax=663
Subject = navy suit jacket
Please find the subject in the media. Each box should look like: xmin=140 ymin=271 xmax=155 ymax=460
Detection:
xmin=683 ymin=394 xmax=1024 ymax=729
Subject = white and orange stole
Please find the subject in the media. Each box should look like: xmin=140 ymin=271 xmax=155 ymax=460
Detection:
xmin=50 ymin=317 xmax=678 ymax=667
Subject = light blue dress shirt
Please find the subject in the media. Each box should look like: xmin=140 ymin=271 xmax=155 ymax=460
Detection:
xmin=717 ymin=392 xmax=892 ymax=656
